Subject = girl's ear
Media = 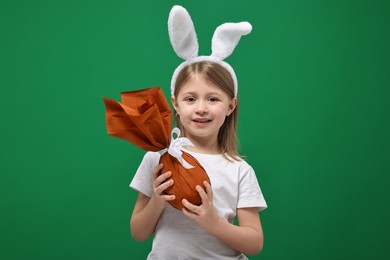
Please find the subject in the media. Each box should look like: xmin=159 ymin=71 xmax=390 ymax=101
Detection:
xmin=171 ymin=96 xmax=179 ymax=114
xmin=227 ymin=98 xmax=238 ymax=116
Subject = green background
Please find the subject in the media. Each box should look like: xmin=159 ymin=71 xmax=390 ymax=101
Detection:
xmin=1 ymin=0 xmax=389 ymax=259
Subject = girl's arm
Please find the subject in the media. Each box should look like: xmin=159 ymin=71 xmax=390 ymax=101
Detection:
xmin=130 ymin=163 xmax=175 ymax=241
xmin=182 ymin=182 xmax=263 ymax=255
xmin=208 ymin=208 xmax=263 ymax=255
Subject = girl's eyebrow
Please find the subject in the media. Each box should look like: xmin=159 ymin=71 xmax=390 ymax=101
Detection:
xmin=181 ymin=91 xmax=224 ymax=97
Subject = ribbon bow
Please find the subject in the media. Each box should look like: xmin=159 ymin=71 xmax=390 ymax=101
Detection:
xmin=158 ymin=127 xmax=194 ymax=169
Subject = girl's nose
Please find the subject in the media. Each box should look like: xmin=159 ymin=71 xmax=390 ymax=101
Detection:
xmin=195 ymin=101 xmax=208 ymax=114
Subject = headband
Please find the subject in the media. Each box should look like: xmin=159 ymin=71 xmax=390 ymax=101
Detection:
xmin=168 ymin=5 xmax=252 ymax=97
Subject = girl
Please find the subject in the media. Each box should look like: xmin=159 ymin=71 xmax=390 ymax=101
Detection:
xmin=129 ymin=61 xmax=267 ymax=259
xmin=129 ymin=6 xmax=267 ymax=259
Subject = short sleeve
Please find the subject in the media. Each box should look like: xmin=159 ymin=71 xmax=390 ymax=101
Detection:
xmin=129 ymin=151 xmax=160 ymax=198
xmin=237 ymin=163 xmax=267 ymax=211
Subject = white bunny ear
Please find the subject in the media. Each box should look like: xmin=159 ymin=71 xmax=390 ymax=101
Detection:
xmin=211 ymin=22 xmax=252 ymax=60
xmin=168 ymin=5 xmax=198 ymax=60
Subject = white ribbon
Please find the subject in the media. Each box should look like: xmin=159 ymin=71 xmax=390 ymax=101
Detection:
xmin=158 ymin=127 xmax=194 ymax=169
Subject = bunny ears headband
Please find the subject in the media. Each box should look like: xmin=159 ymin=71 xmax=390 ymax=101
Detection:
xmin=168 ymin=5 xmax=252 ymax=97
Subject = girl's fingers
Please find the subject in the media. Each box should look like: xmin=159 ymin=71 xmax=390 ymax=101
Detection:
xmin=154 ymin=171 xmax=172 ymax=187
xmin=152 ymin=163 xmax=164 ymax=180
xmin=204 ymin=181 xmax=213 ymax=201
xmin=182 ymin=199 xmax=198 ymax=213
xmin=162 ymin=194 xmax=176 ymax=201
xmin=155 ymin=178 xmax=174 ymax=194
xmin=182 ymin=208 xmax=194 ymax=219
xmin=196 ymin=185 xmax=208 ymax=203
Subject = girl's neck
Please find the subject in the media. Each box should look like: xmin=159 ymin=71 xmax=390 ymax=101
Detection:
xmin=184 ymin=135 xmax=221 ymax=155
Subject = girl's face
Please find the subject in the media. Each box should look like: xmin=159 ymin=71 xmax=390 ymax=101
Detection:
xmin=172 ymin=74 xmax=237 ymax=144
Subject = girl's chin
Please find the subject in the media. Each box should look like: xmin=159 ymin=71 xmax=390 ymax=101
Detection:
xmin=192 ymin=122 xmax=211 ymax=127
xmin=186 ymin=129 xmax=218 ymax=139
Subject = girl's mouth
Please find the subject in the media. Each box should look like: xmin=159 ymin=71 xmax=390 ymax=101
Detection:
xmin=193 ymin=119 xmax=212 ymax=123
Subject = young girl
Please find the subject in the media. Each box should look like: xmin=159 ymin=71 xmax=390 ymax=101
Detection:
xmin=129 ymin=6 xmax=267 ymax=259
xmin=129 ymin=60 xmax=267 ymax=258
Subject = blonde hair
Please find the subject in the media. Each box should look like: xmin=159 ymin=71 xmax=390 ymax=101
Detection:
xmin=173 ymin=61 xmax=241 ymax=161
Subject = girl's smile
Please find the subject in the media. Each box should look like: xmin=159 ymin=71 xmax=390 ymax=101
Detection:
xmin=193 ymin=117 xmax=212 ymax=125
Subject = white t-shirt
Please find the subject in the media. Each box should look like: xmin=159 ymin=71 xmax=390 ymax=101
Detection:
xmin=130 ymin=150 xmax=267 ymax=260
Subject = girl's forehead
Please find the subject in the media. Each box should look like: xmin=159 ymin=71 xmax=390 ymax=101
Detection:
xmin=179 ymin=77 xmax=225 ymax=96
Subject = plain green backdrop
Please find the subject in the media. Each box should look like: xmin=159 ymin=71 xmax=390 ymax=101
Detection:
xmin=1 ymin=0 xmax=389 ymax=259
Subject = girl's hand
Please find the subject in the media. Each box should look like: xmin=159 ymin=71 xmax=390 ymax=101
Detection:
xmin=150 ymin=163 xmax=176 ymax=210
xmin=182 ymin=181 xmax=220 ymax=233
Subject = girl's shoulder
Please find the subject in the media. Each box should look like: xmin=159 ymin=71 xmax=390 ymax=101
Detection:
xmin=143 ymin=151 xmax=161 ymax=160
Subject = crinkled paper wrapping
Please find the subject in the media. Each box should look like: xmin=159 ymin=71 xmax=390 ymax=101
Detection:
xmin=103 ymin=87 xmax=210 ymax=209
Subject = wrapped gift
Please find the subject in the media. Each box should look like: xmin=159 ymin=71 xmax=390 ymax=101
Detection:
xmin=103 ymin=87 xmax=210 ymax=209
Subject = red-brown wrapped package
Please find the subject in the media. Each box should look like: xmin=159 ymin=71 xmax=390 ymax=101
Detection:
xmin=102 ymin=87 xmax=210 ymax=210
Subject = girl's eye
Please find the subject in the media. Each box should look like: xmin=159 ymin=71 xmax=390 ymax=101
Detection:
xmin=208 ymin=97 xmax=219 ymax=102
xmin=185 ymin=97 xmax=196 ymax=102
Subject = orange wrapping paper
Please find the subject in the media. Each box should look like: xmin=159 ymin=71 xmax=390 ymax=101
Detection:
xmin=103 ymin=87 xmax=210 ymax=209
